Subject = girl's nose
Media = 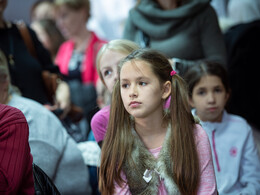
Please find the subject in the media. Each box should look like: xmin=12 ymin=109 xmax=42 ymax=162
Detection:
xmin=207 ymin=93 xmax=215 ymax=103
xmin=129 ymin=85 xmax=138 ymax=98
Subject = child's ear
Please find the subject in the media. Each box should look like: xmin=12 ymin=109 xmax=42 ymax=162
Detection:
xmin=162 ymin=81 xmax=171 ymax=100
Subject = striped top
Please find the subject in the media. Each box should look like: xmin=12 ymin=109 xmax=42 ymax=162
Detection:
xmin=0 ymin=104 xmax=34 ymax=195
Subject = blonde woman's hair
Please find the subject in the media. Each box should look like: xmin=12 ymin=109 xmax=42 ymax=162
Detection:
xmin=96 ymin=39 xmax=140 ymax=86
xmin=99 ymin=49 xmax=200 ymax=194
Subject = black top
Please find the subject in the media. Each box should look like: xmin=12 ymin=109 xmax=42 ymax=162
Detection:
xmin=0 ymin=22 xmax=60 ymax=104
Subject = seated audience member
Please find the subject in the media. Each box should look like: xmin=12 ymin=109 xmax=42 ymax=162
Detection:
xmin=91 ymin=39 xmax=140 ymax=147
xmin=99 ymin=49 xmax=217 ymax=194
xmin=0 ymin=104 xmax=35 ymax=195
xmin=123 ymin=0 xmax=227 ymax=76
xmin=54 ymin=0 xmax=107 ymax=126
xmin=86 ymin=39 xmax=140 ymax=194
xmin=1 ymin=0 xmax=89 ymax=143
xmin=184 ymin=61 xmax=260 ymax=194
xmin=0 ymin=0 xmax=70 ymax=115
xmin=0 ymin=50 xmax=92 ymax=195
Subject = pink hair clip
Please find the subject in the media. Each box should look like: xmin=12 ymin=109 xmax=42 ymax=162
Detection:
xmin=170 ymin=70 xmax=177 ymax=76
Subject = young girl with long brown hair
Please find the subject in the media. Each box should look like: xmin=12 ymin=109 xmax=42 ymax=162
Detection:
xmin=99 ymin=49 xmax=217 ymax=194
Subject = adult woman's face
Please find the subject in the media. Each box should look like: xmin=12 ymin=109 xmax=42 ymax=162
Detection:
xmin=56 ymin=5 xmax=88 ymax=39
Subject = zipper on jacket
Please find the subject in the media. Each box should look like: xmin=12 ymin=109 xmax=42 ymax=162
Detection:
xmin=212 ymin=130 xmax=221 ymax=172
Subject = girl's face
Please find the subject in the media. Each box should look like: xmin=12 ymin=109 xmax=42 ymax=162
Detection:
xmin=56 ymin=5 xmax=87 ymax=39
xmin=99 ymin=50 xmax=125 ymax=93
xmin=189 ymin=75 xmax=229 ymax=122
xmin=120 ymin=60 xmax=170 ymax=120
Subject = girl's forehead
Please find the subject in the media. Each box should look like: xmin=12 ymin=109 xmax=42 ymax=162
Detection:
xmin=195 ymin=75 xmax=223 ymax=87
xmin=100 ymin=50 xmax=126 ymax=68
xmin=120 ymin=60 xmax=152 ymax=76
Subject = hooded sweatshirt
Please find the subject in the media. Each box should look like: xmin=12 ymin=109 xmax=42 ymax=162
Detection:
xmin=123 ymin=0 xmax=227 ymax=75
xmin=192 ymin=109 xmax=260 ymax=194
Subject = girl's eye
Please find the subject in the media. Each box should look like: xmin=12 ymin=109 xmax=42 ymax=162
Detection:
xmin=103 ymin=70 xmax=112 ymax=77
xmin=197 ymin=90 xmax=206 ymax=96
xmin=121 ymin=83 xmax=129 ymax=88
xmin=214 ymin=87 xmax=222 ymax=93
xmin=139 ymin=81 xmax=147 ymax=86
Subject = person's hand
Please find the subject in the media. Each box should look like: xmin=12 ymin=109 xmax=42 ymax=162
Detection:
xmin=55 ymin=80 xmax=71 ymax=119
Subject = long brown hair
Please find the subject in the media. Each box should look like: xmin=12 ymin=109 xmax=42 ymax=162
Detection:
xmin=99 ymin=49 xmax=200 ymax=194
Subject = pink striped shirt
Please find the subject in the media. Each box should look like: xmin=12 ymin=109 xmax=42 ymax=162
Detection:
xmin=114 ymin=125 xmax=217 ymax=194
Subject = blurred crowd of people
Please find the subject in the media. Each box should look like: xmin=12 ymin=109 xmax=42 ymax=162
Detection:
xmin=1 ymin=0 xmax=260 ymax=194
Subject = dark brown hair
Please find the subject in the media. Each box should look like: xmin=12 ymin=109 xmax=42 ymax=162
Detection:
xmin=184 ymin=61 xmax=230 ymax=98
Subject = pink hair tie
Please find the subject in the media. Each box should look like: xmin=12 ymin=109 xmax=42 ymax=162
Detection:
xmin=170 ymin=70 xmax=177 ymax=76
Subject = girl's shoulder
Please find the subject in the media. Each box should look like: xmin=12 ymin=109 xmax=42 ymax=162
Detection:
xmin=193 ymin=124 xmax=208 ymax=140
xmin=91 ymin=105 xmax=110 ymax=122
xmin=193 ymin=124 xmax=213 ymax=150
xmin=224 ymin=112 xmax=249 ymax=125
xmin=90 ymin=105 xmax=110 ymax=142
xmin=91 ymin=105 xmax=110 ymax=128
xmin=223 ymin=111 xmax=252 ymax=133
